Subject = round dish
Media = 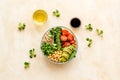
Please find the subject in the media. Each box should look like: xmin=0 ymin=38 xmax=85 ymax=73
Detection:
xmin=32 ymin=10 xmax=48 ymax=25
xmin=41 ymin=26 xmax=78 ymax=64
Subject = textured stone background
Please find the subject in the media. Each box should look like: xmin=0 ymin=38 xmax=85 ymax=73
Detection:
xmin=0 ymin=0 xmax=120 ymax=80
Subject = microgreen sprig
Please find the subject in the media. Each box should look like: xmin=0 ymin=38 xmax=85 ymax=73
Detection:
xmin=18 ymin=22 xmax=26 ymax=31
xmin=29 ymin=48 xmax=36 ymax=58
xmin=24 ymin=62 xmax=30 ymax=69
xmin=86 ymin=38 xmax=92 ymax=47
xmin=96 ymin=29 xmax=103 ymax=37
xmin=53 ymin=10 xmax=60 ymax=17
xmin=85 ymin=24 xmax=93 ymax=31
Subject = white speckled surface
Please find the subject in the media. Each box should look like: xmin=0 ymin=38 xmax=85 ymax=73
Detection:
xmin=0 ymin=0 xmax=120 ymax=80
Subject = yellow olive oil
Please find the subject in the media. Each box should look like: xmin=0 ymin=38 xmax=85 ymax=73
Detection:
xmin=33 ymin=10 xmax=48 ymax=25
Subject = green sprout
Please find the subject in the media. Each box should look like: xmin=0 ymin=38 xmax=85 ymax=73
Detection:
xmin=96 ymin=29 xmax=103 ymax=37
xmin=85 ymin=24 xmax=93 ymax=31
xmin=18 ymin=22 xmax=26 ymax=31
xmin=24 ymin=62 xmax=30 ymax=69
xmin=86 ymin=38 xmax=92 ymax=47
xmin=53 ymin=10 xmax=60 ymax=17
xmin=29 ymin=48 xmax=36 ymax=58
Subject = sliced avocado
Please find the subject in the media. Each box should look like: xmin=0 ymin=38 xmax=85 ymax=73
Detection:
xmin=61 ymin=57 xmax=67 ymax=62
xmin=63 ymin=45 xmax=75 ymax=54
xmin=67 ymin=48 xmax=73 ymax=54
xmin=63 ymin=51 xmax=70 ymax=55
xmin=62 ymin=52 xmax=69 ymax=60
xmin=63 ymin=47 xmax=71 ymax=54
xmin=63 ymin=47 xmax=68 ymax=51
xmin=69 ymin=45 xmax=75 ymax=50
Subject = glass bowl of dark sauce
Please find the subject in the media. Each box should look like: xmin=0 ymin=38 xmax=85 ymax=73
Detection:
xmin=70 ymin=18 xmax=81 ymax=28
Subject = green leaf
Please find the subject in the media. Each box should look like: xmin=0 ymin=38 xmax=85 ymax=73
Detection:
xmin=86 ymin=24 xmax=93 ymax=31
xmin=18 ymin=22 xmax=26 ymax=31
xmin=53 ymin=10 xmax=60 ymax=17
xmin=86 ymin=38 xmax=92 ymax=47
xmin=24 ymin=62 xmax=30 ymax=69
xmin=96 ymin=29 xmax=103 ymax=37
xmin=29 ymin=48 xmax=36 ymax=58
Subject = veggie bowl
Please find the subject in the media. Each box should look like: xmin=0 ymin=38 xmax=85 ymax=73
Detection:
xmin=41 ymin=26 xmax=78 ymax=64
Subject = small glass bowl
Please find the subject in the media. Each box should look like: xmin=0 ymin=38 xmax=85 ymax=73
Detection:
xmin=32 ymin=10 xmax=48 ymax=25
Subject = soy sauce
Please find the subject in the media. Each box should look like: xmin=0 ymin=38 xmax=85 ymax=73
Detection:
xmin=70 ymin=18 xmax=81 ymax=28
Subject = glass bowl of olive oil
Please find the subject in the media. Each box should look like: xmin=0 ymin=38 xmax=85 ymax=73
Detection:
xmin=33 ymin=10 xmax=48 ymax=25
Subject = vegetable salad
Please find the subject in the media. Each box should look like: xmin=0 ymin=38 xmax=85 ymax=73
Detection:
xmin=41 ymin=27 xmax=77 ymax=63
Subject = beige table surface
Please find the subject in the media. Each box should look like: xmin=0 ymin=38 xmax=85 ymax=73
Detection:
xmin=0 ymin=0 xmax=120 ymax=80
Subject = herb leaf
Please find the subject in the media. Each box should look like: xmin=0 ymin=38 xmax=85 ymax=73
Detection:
xmin=85 ymin=24 xmax=93 ymax=31
xmin=53 ymin=10 xmax=60 ymax=17
xmin=29 ymin=48 xmax=36 ymax=58
xmin=24 ymin=62 xmax=30 ymax=69
xmin=18 ymin=22 xmax=26 ymax=31
xmin=96 ymin=29 xmax=103 ymax=37
xmin=86 ymin=38 xmax=92 ymax=47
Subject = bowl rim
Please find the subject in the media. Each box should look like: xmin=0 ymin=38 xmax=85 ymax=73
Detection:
xmin=40 ymin=26 xmax=78 ymax=64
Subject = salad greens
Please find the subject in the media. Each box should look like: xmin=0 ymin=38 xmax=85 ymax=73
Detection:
xmin=69 ymin=50 xmax=76 ymax=60
xmin=50 ymin=27 xmax=62 ymax=50
xmin=53 ymin=10 xmax=60 ymax=17
xmin=85 ymin=24 xmax=93 ymax=31
xmin=54 ymin=27 xmax=62 ymax=50
xmin=24 ymin=62 xmax=30 ymax=69
xmin=18 ymin=22 xmax=26 ymax=31
xmin=29 ymin=48 xmax=36 ymax=58
xmin=50 ymin=28 xmax=56 ymax=38
xmin=41 ymin=43 xmax=57 ymax=56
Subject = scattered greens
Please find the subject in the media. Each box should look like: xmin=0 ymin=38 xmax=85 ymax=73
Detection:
xmin=41 ymin=43 xmax=57 ymax=56
xmin=96 ymin=29 xmax=103 ymax=37
xmin=85 ymin=23 xmax=104 ymax=47
xmin=24 ymin=48 xmax=36 ymax=69
xmin=18 ymin=22 xmax=26 ymax=31
xmin=24 ymin=62 xmax=30 ymax=69
xmin=86 ymin=38 xmax=92 ymax=47
xmin=29 ymin=48 xmax=36 ymax=58
xmin=53 ymin=10 xmax=60 ymax=17
xmin=85 ymin=24 xmax=93 ymax=31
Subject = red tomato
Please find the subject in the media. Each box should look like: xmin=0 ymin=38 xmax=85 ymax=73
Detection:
xmin=63 ymin=42 xmax=70 ymax=47
xmin=62 ymin=41 xmax=66 ymax=45
xmin=68 ymin=34 xmax=74 ymax=41
xmin=70 ymin=40 xmax=75 ymax=44
xmin=60 ymin=35 xmax=67 ymax=41
xmin=62 ymin=29 xmax=69 ymax=36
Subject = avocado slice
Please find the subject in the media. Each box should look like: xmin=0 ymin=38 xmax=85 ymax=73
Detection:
xmin=61 ymin=57 xmax=67 ymax=62
xmin=67 ymin=48 xmax=73 ymax=54
xmin=69 ymin=45 xmax=75 ymax=50
xmin=63 ymin=51 xmax=70 ymax=55
xmin=63 ymin=47 xmax=71 ymax=54
xmin=62 ymin=52 xmax=69 ymax=60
